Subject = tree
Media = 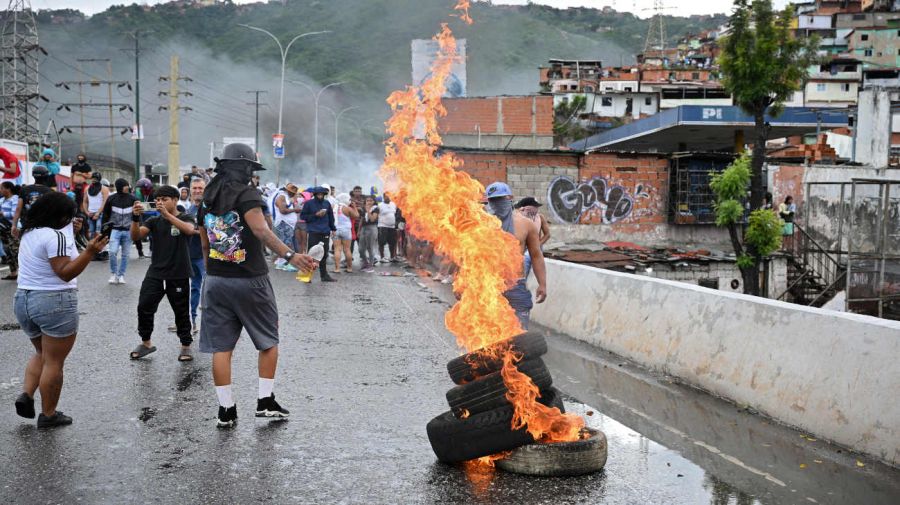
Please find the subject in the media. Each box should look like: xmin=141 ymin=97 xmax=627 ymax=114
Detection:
xmin=710 ymin=153 xmax=783 ymax=295
xmin=718 ymin=0 xmax=818 ymax=211
xmin=553 ymin=95 xmax=589 ymax=145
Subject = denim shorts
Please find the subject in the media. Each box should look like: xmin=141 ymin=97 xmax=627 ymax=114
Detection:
xmin=14 ymin=288 xmax=79 ymax=339
xmin=334 ymin=228 xmax=352 ymax=241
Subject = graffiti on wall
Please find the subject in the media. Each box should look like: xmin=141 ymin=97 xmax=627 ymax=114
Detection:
xmin=547 ymin=176 xmax=650 ymax=224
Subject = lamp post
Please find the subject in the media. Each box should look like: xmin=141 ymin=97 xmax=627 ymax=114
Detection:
xmin=238 ymin=24 xmax=329 ymax=184
xmin=322 ymin=105 xmax=360 ymax=171
xmin=290 ymin=80 xmax=345 ymax=177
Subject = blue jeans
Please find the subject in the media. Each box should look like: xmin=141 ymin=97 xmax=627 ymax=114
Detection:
xmin=88 ymin=216 xmax=102 ymax=235
xmin=190 ymin=258 xmax=205 ymax=321
xmin=108 ymin=229 xmax=130 ymax=276
xmin=504 ymin=279 xmax=534 ymax=330
xmin=523 ymin=251 xmax=532 ymax=280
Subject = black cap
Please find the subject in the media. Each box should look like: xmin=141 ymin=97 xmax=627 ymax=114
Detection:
xmin=515 ymin=196 xmax=542 ymax=209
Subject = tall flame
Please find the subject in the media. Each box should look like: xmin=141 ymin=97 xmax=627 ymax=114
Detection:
xmin=380 ymin=1 xmax=583 ymax=445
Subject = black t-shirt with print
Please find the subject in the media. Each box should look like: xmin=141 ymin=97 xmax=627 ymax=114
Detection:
xmin=198 ymin=187 xmax=268 ymax=278
xmin=143 ymin=213 xmax=194 ymax=279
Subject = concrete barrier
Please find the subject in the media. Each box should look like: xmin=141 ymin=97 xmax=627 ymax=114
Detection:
xmin=528 ymin=259 xmax=900 ymax=466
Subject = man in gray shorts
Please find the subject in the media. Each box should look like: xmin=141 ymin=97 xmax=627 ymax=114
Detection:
xmin=198 ymin=143 xmax=317 ymax=428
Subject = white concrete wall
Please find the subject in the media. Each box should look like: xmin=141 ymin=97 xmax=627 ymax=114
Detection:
xmin=550 ymin=223 xmax=733 ymax=249
xmin=856 ymin=88 xmax=891 ymax=167
xmin=529 ymin=259 xmax=900 ymax=466
xmin=590 ymin=93 xmax=657 ymax=119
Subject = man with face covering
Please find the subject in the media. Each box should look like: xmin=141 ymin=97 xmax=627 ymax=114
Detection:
xmin=299 ymin=186 xmax=336 ymax=282
xmin=198 ymin=143 xmax=317 ymax=428
xmin=484 ymin=182 xmax=548 ymax=329
xmin=102 ymin=178 xmax=138 ymax=284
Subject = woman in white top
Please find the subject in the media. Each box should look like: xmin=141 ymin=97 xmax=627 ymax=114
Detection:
xmin=13 ymin=192 xmax=107 ymax=428
xmin=332 ymin=193 xmax=359 ymax=273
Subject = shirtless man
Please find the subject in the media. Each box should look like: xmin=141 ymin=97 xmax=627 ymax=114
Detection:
xmin=484 ymin=182 xmax=547 ymax=329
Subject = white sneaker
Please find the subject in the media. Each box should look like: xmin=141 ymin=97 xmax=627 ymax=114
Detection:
xmin=117 ymin=275 xmax=125 ymax=284
xmin=108 ymin=275 xmax=118 ymax=284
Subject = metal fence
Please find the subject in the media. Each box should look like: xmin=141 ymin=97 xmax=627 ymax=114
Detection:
xmin=846 ymin=179 xmax=900 ymax=319
xmin=802 ymin=178 xmax=900 ymax=319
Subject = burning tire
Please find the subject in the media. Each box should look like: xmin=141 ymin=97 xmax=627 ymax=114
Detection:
xmin=426 ymin=388 xmax=564 ymax=464
xmin=446 ymin=358 xmax=552 ymax=417
xmin=446 ymin=332 xmax=548 ymax=385
xmin=496 ymin=428 xmax=607 ymax=477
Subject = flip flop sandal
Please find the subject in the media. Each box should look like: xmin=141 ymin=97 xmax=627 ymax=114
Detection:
xmin=178 ymin=348 xmax=193 ymax=362
xmin=345 ymin=269 xmax=353 ymax=273
xmin=130 ymin=344 xmax=157 ymax=360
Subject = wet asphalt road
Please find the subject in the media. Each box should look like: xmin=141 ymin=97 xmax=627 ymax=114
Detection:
xmin=0 ymin=256 xmax=898 ymax=505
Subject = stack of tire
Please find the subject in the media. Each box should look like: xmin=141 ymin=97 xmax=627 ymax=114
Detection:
xmin=426 ymin=332 xmax=561 ymax=462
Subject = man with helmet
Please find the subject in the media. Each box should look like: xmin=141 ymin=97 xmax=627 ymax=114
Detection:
xmin=10 ymin=165 xmax=55 ymax=244
xmin=198 ymin=143 xmax=317 ymax=428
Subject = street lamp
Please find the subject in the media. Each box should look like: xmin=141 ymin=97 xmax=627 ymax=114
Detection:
xmin=238 ymin=24 xmax=330 ymax=184
xmin=290 ymin=80 xmax=345 ymax=176
xmin=321 ymin=105 xmax=360 ymax=171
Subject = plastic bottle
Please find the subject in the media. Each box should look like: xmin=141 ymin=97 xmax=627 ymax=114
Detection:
xmin=296 ymin=243 xmax=325 ymax=283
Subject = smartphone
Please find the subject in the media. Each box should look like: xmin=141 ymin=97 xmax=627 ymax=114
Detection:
xmin=101 ymin=221 xmax=114 ymax=239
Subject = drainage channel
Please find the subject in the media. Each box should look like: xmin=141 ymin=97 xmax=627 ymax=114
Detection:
xmin=539 ymin=326 xmax=900 ymax=505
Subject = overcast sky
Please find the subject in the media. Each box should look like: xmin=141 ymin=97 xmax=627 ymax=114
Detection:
xmin=30 ymin=0 xmax=793 ymax=19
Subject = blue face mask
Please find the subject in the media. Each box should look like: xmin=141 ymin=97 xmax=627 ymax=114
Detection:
xmin=487 ymin=198 xmax=514 ymax=234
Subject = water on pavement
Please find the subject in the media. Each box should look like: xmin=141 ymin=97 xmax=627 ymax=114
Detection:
xmin=0 ymin=258 xmax=896 ymax=504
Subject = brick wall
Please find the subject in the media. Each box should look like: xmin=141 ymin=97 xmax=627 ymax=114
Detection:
xmin=439 ymin=96 xmax=554 ymax=136
xmin=769 ymin=164 xmax=806 ymax=212
xmin=449 ymin=149 xmax=668 ymax=230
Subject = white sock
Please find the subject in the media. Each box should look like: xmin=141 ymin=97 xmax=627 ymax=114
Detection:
xmin=258 ymin=378 xmax=274 ymax=399
xmin=215 ymin=385 xmax=234 ymax=408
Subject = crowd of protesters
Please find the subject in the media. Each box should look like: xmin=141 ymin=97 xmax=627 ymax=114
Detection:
xmin=3 ymin=143 xmax=551 ymax=430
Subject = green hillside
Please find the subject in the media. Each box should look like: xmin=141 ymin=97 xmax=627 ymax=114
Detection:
xmin=30 ymin=1 xmax=727 ymax=173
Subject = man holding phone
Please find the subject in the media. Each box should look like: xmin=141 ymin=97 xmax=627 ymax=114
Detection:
xmin=129 ymin=185 xmax=197 ymax=362
xmin=101 ymin=179 xmax=138 ymax=284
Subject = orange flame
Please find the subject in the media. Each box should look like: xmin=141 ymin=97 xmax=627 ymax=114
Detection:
xmin=380 ymin=2 xmax=583 ymax=446
xmin=453 ymin=0 xmax=473 ymax=25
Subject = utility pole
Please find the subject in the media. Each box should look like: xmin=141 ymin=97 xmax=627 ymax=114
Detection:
xmin=54 ymin=70 xmax=133 ymax=165
xmin=73 ymin=58 xmax=119 ymax=169
xmin=159 ymin=55 xmax=192 ymax=185
xmin=245 ymin=90 xmax=267 ymax=156
xmin=122 ymin=30 xmax=150 ymax=182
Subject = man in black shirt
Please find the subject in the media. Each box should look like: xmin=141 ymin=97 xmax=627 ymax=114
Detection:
xmin=10 ymin=166 xmax=54 ymax=243
xmin=129 ymin=185 xmax=197 ymax=362
xmin=198 ymin=143 xmax=316 ymax=428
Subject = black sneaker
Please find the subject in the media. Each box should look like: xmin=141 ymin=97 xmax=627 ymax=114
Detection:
xmin=321 ymin=276 xmax=337 ymax=282
xmin=216 ymin=405 xmax=237 ymax=428
xmin=256 ymin=394 xmax=290 ymax=418
xmin=37 ymin=411 xmax=73 ymax=428
xmin=15 ymin=392 xmax=35 ymax=419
